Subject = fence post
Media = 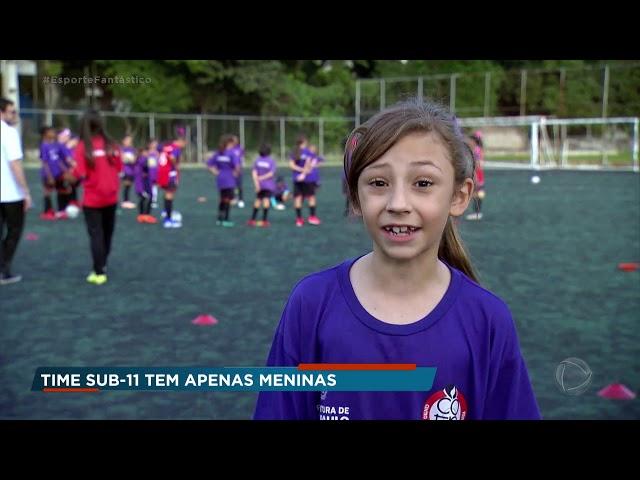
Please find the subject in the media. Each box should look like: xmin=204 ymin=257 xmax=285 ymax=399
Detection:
xmin=196 ymin=114 xmax=203 ymax=164
xmin=280 ymin=117 xmax=286 ymax=164
xmin=149 ymin=114 xmax=155 ymax=140
xmin=239 ymin=116 xmax=245 ymax=148
xmin=417 ymin=77 xmax=423 ymax=101
xmin=450 ymin=74 xmax=457 ymax=114
xmin=355 ymin=80 xmax=361 ymax=127
xmin=602 ymin=65 xmax=610 ymax=118
xmin=319 ymin=118 xmax=324 ymax=157
xmin=633 ymin=117 xmax=639 ymax=172
xmin=520 ymin=69 xmax=527 ymax=116
xmin=484 ymin=72 xmax=491 ymax=117
xmin=531 ymin=121 xmax=539 ymax=170
xmin=380 ymin=78 xmax=385 ymax=110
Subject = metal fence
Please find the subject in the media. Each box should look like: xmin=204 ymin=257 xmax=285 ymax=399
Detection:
xmin=356 ymin=63 xmax=640 ymax=125
xmin=18 ymin=108 xmax=356 ymax=165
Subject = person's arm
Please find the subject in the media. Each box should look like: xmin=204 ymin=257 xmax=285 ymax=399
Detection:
xmin=252 ymin=168 xmax=260 ymax=191
xmin=288 ymin=159 xmax=306 ymax=174
xmin=482 ymin=304 xmax=541 ymax=420
xmin=206 ymin=155 xmax=219 ymax=176
xmin=8 ymin=160 xmax=31 ymax=211
xmin=257 ymin=171 xmax=274 ymax=182
xmin=6 ymin=128 xmax=31 ymax=210
xmin=70 ymin=141 xmax=87 ymax=181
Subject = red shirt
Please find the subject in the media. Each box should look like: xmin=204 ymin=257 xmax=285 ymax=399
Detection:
xmin=473 ymin=145 xmax=485 ymax=187
xmin=73 ymin=136 xmax=122 ymax=208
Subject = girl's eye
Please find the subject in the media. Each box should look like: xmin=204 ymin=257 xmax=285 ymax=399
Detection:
xmin=416 ymin=179 xmax=433 ymax=188
xmin=369 ymin=179 xmax=387 ymax=187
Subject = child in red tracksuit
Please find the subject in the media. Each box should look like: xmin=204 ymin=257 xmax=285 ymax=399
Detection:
xmin=70 ymin=110 xmax=122 ymax=285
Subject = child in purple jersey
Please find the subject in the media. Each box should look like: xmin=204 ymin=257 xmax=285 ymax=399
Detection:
xmin=289 ymin=134 xmax=317 ymax=227
xmin=39 ymin=126 xmax=71 ymax=220
xmin=38 ymin=127 xmax=57 ymax=220
xmin=120 ymin=134 xmax=137 ymax=209
xmin=145 ymin=139 xmax=159 ymax=208
xmin=134 ymin=147 xmax=157 ymax=224
xmin=57 ymin=128 xmax=80 ymax=209
xmin=230 ymin=134 xmax=246 ymax=208
xmin=305 ymin=144 xmax=323 ymax=225
xmin=254 ymin=98 xmax=541 ymax=420
xmin=247 ymin=144 xmax=277 ymax=227
xmin=207 ymin=134 xmax=240 ymax=227
xmin=270 ymin=176 xmax=290 ymax=210
xmin=120 ymin=134 xmax=136 ymax=207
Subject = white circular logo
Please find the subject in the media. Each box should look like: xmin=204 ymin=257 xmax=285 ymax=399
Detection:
xmin=555 ymin=357 xmax=592 ymax=396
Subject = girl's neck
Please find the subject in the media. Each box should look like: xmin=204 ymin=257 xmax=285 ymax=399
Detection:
xmin=363 ymin=247 xmax=448 ymax=297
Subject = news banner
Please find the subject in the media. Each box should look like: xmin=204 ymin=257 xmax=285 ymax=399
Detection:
xmin=32 ymin=365 xmax=437 ymax=392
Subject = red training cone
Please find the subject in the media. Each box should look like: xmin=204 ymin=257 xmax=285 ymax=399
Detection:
xmin=26 ymin=233 xmax=39 ymax=241
xmin=597 ymin=383 xmax=636 ymax=400
xmin=618 ymin=262 xmax=639 ymax=272
xmin=192 ymin=314 xmax=218 ymax=325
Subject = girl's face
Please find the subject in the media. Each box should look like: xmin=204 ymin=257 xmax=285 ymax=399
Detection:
xmin=355 ymin=132 xmax=472 ymax=262
xmin=123 ymin=136 xmax=133 ymax=147
xmin=44 ymin=130 xmax=56 ymax=142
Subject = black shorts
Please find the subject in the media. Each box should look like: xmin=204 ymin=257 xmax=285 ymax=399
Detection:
xmin=122 ymin=174 xmax=135 ymax=183
xmin=220 ymin=188 xmax=235 ymax=201
xmin=43 ymin=176 xmax=71 ymax=193
xmin=257 ymin=189 xmax=272 ymax=199
xmin=294 ymin=182 xmax=316 ymax=198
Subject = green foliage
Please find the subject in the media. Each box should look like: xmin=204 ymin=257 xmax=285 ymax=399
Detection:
xmin=43 ymin=60 xmax=640 ymax=119
xmin=97 ymin=60 xmax=192 ymax=113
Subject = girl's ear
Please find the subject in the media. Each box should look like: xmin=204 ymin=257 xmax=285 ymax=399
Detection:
xmin=450 ymin=178 xmax=474 ymax=217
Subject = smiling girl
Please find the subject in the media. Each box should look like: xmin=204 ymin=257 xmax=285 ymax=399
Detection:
xmin=254 ymin=99 xmax=540 ymax=420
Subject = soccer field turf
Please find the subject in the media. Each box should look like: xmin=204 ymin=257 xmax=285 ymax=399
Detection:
xmin=1 ymin=167 xmax=638 ymax=419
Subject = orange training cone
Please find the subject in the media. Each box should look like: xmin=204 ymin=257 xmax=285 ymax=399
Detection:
xmin=618 ymin=262 xmax=639 ymax=272
xmin=597 ymin=383 xmax=636 ymax=400
xmin=192 ymin=314 xmax=218 ymax=325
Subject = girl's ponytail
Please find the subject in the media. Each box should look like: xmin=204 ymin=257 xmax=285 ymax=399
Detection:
xmin=438 ymin=217 xmax=479 ymax=283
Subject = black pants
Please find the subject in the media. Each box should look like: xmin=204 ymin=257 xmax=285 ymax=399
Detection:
xmin=83 ymin=204 xmax=117 ymax=275
xmin=0 ymin=200 xmax=26 ymax=276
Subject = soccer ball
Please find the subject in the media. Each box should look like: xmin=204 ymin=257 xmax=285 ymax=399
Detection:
xmin=531 ymin=175 xmax=541 ymax=184
xmin=65 ymin=204 xmax=80 ymax=219
xmin=555 ymin=357 xmax=592 ymax=396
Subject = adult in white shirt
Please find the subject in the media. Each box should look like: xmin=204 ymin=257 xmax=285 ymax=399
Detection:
xmin=1 ymin=97 xmax=32 ymax=285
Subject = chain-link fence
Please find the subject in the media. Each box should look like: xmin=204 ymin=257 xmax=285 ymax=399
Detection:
xmin=18 ymin=109 xmax=356 ymax=166
xmin=356 ymin=63 xmax=640 ymax=125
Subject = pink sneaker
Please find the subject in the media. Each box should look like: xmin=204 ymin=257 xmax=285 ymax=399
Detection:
xmin=295 ymin=217 xmax=304 ymax=227
xmin=308 ymin=215 xmax=322 ymax=225
xmin=40 ymin=210 xmax=56 ymax=221
xmin=247 ymin=219 xmax=257 ymax=227
xmin=55 ymin=210 xmax=69 ymax=220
